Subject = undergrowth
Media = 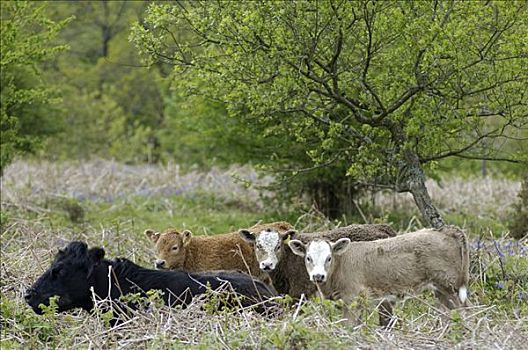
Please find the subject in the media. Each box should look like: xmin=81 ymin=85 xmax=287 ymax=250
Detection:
xmin=1 ymin=160 xmax=527 ymax=349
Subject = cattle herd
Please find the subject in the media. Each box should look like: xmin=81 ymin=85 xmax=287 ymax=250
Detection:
xmin=26 ymin=221 xmax=469 ymax=327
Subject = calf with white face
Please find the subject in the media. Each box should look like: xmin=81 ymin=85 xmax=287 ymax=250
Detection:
xmin=239 ymin=224 xmax=399 ymax=301
xmin=290 ymin=238 xmax=350 ymax=284
xmin=288 ymin=237 xmax=392 ymax=325
xmin=288 ymin=226 xmax=470 ymax=326
xmin=239 ymin=228 xmax=297 ymax=272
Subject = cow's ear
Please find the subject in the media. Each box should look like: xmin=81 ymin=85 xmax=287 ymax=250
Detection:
xmin=182 ymin=230 xmax=192 ymax=246
xmin=239 ymin=229 xmax=255 ymax=243
xmin=288 ymin=240 xmax=306 ymax=257
xmin=280 ymin=229 xmax=297 ymax=241
xmin=88 ymin=247 xmax=105 ymax=263
xmin=144 ymin=229 xmax=160 ymax=243
xmin=87 ymin=248 xmax=105 ymax=279
xmin=56 ymin=248 xmax=66 ymax=258
xmin=331 ymin=238 xmax=350 ymax=255
xmin=66 ymin=241 xmax=88 ymax=256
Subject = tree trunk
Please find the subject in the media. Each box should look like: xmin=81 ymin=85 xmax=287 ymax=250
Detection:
xmin=408 ymin=171 xmax=445 ymax=229
xmin=311 ymin=181 xmax=340 ymax=219
xmin=384 ymin=120 xmax=445 ymax=228
xmin=101 ymin=1 xmax=110 ymax=58
xmin=401 ymin=150 xmax=445 ymax=229
xmin=481 ymin=159 xmax=487 ymax=178
xmin=309 ymin=179 xmax=360 ymax=220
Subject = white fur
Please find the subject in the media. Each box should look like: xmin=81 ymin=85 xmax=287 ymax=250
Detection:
xmin=256 ymin=230 xmax=280 ymax=269
xmin=306 ymin=241 xmax=332 ymax=281
xmin=458 ymin=286 xmax=467 ymax=303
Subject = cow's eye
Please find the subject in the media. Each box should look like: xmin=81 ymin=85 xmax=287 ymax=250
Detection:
xmin=172 ymin=246 xmax=178 ymax=251
xmin=306 ymin=256 xmax=312 ymax=263
xmin=275 ymin=245 xmax=280 ymax=251
xmin=326 ymin=256 xmax=332 ymax=263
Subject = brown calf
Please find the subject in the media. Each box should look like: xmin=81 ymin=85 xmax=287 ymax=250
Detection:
xmin=145 ymin=221 xmax=293 ymax=284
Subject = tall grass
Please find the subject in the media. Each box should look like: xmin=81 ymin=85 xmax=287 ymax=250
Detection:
xmin=1 ymin=160 xmax=526 ymax=349
xmin=1 ymin=159 xmax=273 ymax=208
xmin=361 ymin=177 xmax=521 ymax=234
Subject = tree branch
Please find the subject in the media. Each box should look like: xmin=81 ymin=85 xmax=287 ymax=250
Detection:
xmin=453 ymin=154 xmax=522 ymax=163
xmin=376 ymin=86 xmax=421 ymax=123
xmin=361 ymin=1 xmax=386 ymax=114
xmin=420 ymin=126 xmax=508 ymax=163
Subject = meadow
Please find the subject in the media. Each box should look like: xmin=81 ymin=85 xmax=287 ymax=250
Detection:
xmin=1 ymin=160 xmax=526 ymax=349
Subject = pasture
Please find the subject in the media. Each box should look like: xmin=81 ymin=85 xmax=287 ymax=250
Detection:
xmin=1 ymin=160 xmax=527 ymax=349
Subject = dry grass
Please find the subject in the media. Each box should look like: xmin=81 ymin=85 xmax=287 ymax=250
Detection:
xmin=1 ymin=160 xmax=527 ymax=349
xmin=369 ymin=177 xmax=521 ymax=226
xmin=1 ymin=159 xmax=273 ymax=210
xmin=2 ymin=224 xmax=526 ymax=349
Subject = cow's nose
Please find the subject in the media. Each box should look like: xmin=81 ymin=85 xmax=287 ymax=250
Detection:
xmin=313 ymin=274 xmax=325 ymax=283
xmin=24 ymin=288 xmax=36 ymax=302
xmin=155 ymin=260 xmax=166 ymax=269
xmin=260 ymin=262 xmax=274 ymax=271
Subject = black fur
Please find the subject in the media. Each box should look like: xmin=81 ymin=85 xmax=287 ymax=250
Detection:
xmin=25 ymin=241 xmax=277 ymax=318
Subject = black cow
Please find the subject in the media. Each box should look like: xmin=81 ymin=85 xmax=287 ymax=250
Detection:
xmin=25 ymin=241 xmax=278 ymax=319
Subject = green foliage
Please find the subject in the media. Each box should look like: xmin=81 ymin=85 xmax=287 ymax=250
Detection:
xmin=41 ymin=1 xmax=167 ymax=163
xmin=262 ymin=320 xmax=340 ymax=349
xmin=435 ymin=158 xmax=526 ymax=179
xmin=131 ymin=1 xmax=528 ymax=218
xmin=37 ymin=1 xmax=285 ymax=171
xmin=447 ymin=309 xmax=465 ymax=342
xmin=38 ymin=296 xmax=60 ymax=316
xmin=100 ymin=310 xmax=115 ymax=329
xmin=1 ymin=191 xmax=295 ymax=269
xmin=0 ymin=295 xmax=61 ymax=346
xmin=45 ymin=197 xmax=85 ymax=223
xmin=160 ymin=89 xmax=268 ymax=166
xmin=0 ymin=210 xmax=9 ymax=229
xmin=78 ymin=193 xmax=290 ymax=236
xmin=3 ymin=1 xmax=526 ymax=223
xmin=0 ymin=2 xmax=70 ymax=174
xmin=371 ymin=207 xmax=511 ymax=236
xmin=469 ymin=238 xmax=528 ymax=315
xmin=160 ymin=86 xmax=360 ymax=218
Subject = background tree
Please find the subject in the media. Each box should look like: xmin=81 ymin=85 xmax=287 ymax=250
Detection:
xmin=131 ymin=0 xmax=528 ymax=227
xmin=0 ymin=2 xmax=70 ymax=174
xmin=42 ymin=1 xmax=167 ymax=163
xmin=162 ymin=86 xmax=359 ymax=218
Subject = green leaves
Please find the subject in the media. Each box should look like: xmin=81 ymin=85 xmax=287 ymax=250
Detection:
xmin=1 ymin=2 xmax=70 ymax=174
xmin=130 ymin=1 xmax=527 ymax=202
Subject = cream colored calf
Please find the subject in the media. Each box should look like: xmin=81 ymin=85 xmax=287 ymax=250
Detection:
xmin=289 ymin=225 xmax=469 ymax=324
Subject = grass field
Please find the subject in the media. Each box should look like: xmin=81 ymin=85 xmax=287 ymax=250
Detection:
xmin=1 ymin=160 xmax=527 ymax=349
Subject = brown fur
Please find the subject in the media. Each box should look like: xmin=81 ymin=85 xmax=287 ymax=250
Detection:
xmin=297 ymin=224 xmax=396 ymax=243
xmin=242 ymin=224 xmax=397 ymax=298
xmin=290 ymin=225 xmax=469 ymax=323
xmin=145 ymin=221 xmax=293 ymax=283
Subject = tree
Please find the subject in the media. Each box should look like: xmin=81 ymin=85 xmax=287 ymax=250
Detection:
xmin=131 ymin=1 xmax=528 ymax=227
xmin=0 ymin=2 xmax=70 ymax=174
xmin=42 ymin=1 xmax=167 ymax=163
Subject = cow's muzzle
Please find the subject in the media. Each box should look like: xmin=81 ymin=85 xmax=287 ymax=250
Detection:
xmin=260 ymin=261 xmax=275 ymax=271
xmin=155 ymin=259 xmax=166 ymax=269
xmin=312 ymin=274 xmax=326 ymax=283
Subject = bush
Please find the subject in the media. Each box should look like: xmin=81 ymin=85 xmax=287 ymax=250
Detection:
xmin=0 ymin=2 xmax=70 ymax=174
